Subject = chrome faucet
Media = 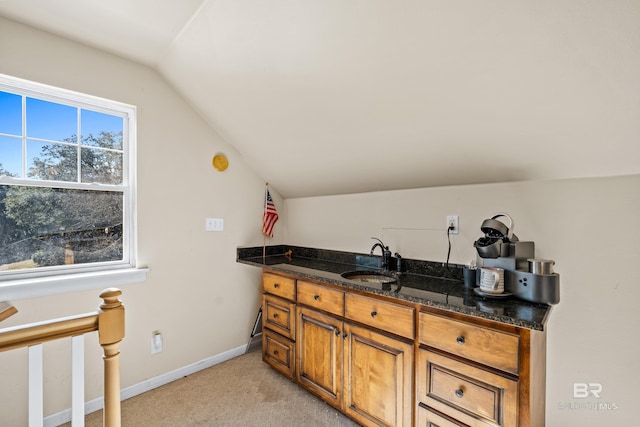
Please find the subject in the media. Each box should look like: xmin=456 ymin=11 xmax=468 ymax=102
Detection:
xmin=370 ymin=237 xmax=391 ymax=270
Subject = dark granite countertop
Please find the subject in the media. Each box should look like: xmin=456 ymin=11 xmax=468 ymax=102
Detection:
xmin=237 ymin=245 xmax=552 ymax=331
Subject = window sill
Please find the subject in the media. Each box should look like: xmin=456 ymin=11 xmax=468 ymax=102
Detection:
xmin=0 ymin=267 xmax=148 ymax=301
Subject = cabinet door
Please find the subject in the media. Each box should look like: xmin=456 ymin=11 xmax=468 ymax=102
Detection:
xmin=296 ymin=306 xmax=343 ymax=409
xmin=344 ymin=323 xmax=414 ymax=427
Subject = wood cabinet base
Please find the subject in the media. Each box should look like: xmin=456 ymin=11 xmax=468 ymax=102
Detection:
xmin=260 ymin=271 xmax=547 ymax=427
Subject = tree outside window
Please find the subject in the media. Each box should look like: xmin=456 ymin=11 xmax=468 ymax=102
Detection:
xmin=0 ymin=77 xmax=135 ymax=277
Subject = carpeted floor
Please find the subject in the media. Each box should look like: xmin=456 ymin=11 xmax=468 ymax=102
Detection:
xmin=68 ymin=349 xmax=360 ymax=426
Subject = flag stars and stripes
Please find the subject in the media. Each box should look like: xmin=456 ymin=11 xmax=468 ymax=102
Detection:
xmin=262 ymin=188 xmax=279 ymax=238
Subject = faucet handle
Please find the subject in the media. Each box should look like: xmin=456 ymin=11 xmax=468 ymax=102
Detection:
xmin=394 ymin=252 xmax=402 ymax=273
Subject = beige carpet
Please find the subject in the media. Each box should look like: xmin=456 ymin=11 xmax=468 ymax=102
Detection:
xmin=67 ymin=349 xmax=360 ymax=426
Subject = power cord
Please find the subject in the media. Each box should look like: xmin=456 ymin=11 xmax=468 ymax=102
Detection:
xmin=445 ymin=225 xmax=455 ymax=277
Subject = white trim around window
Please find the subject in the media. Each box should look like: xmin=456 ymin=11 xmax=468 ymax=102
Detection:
xmin=0 ymin=74 xmax=147 ymax=299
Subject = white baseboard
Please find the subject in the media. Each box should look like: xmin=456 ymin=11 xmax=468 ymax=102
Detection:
xmin=44 ymin=344 xmax=248 ymax=427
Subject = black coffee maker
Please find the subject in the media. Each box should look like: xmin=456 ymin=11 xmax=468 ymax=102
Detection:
xmin=474 ymin=213 xmax=560 ymax=305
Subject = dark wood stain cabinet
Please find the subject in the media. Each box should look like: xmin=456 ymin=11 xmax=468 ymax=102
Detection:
xmin=261 ymin=270 xmax=547 ymax=427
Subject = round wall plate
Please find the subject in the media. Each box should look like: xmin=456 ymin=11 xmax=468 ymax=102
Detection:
xmin=212 ymin=154 xmax=228 ymax=171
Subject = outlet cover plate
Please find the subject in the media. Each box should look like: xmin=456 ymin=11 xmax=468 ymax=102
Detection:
xmin=447 ymin=215 xmax=459 ymax=234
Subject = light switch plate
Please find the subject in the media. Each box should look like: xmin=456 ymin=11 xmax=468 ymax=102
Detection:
xmin=205 ymin=217 xmax=224 ymax=231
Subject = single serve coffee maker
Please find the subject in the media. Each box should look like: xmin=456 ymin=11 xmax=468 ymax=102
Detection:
xmin=473 ymin=213 xmax=560 ymax=305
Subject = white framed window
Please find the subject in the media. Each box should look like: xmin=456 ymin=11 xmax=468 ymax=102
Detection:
xmin=0 ymin=74 xmax=145 ymax=299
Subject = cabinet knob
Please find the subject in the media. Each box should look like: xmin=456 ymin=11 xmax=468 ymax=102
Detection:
xmin=456 ymin=336 xmax=465 ymax=345
xmin=343 ymin=333 xmax=348 ymax=339
xmin=273 ymin=313 xmax=279 ymax=318
xmin=273 ymin=283 xmax=280 ymax=288
xmin=335 ymin=330 xmax=341 ymax=336
xmin=273 ymin=350 xmax=279 ymax=355
xmin=370 ymin=311 xmax=377 ymax=318
xmin=455 ymin=389 xmax=464 ymax=398
xmin=314 ymin=295 xmax=320 ymax=301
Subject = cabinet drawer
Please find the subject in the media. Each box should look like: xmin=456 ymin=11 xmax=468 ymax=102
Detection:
xmin=345 ymin=293 xmax=415 ymax=339
xmin=419 ymin=312 xmax=519 ymax=374
xmin=262 ymin=328 xmax=295 ymax=379
xmin=263 ymin=294 xmax=295 ymax=340
xmin=417 ymin=405 xmax=466 ymax=427
xmin=263 ymin=273 xmax=296 ymax=301
xmin=418 ymin=349 xmax=517 ymax=427
xmin=297 ymin=280 xmax=344 ymax=317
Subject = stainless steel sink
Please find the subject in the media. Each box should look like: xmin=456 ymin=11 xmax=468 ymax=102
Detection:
xmin=341 ymin=270 xmax=397 ymax=284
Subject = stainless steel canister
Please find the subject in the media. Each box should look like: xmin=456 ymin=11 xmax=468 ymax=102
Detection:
xmin=527 ymin=258 xmax=555 ymax=275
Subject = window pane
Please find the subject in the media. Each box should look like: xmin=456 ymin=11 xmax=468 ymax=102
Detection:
xmin=0 ymin=136 xmax=22 ymax=177
xmin=1 ymin=75 xmax=135 ymax=282
xmin=81 ymin=147 xmax=123 ymax=184
xmin=27 ymin=140 xmax=78 ymax=182
xmin=0 ymin=185 xmax=123 ymax=270
xmin=81 ymin=110 xmax=123 ymax=149
xmin=0 ymin=91 xmax=22 ymax=135
xmin=26 ymin=97 xmax=77 ymax=143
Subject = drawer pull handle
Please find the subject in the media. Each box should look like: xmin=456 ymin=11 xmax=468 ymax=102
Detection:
xmin=370 ymin=311 xmax=377 ymax=318
xmin=314 ymin=295 xmax=320 ymax=301
xmin=273 ymin=283 xmax=280 ymax=288
xmin=343 ymin=333 xmax=348 ymax=339
xmin=273 ymin=313 xmax=279 ymax=318
xmin=456 ymin=336 xmax=465 ymax=345
xmin=455 ymin=389 xmax=464 ymax=398
xmin=273 ymin=350 xmax=279 ymax=355
xmin=335 ymin=330 xmax=341 ymax=336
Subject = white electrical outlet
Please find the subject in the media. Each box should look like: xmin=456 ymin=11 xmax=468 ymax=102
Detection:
xmin=151 ymin=331 xmax=163 ymax=354
xmin=447 ymin=215 xmax=459 ymax=234
xmin=205 ymin=217 xmax=224 ymax=231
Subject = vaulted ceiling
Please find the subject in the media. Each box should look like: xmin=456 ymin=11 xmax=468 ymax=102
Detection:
xmin=1 ymin=0 xmax=638 ymax=198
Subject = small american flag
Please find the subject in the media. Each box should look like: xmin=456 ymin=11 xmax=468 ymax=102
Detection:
xmin=262 ymin=188 xmax=279 ymax=238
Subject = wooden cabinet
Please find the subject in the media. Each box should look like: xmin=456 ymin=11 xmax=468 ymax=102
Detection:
xmin=261 ymin=270 xmax=546 ymax=427
xmin=297 ymin=279 xmax=344 ymax=316
xmin=342 ymin=290 xmax=415 ymax=426
xmin=417 ymin=349 xmax=517 ymax=426
xmin=296 ymin=304 xmax=414 ymax=427
xmin=417 ymin=310 xmax=545 ymax=426
xmin=261 ymin=273 xmax=297 ymax=379
xmin=296 ymin=306 xmax=344 ymax=408
xmin=419 ymin=313 xmax=519 ymax=375
xmin=263 ymin=294 xmax=295 ymax=340
xmin=345 ymin=292 xmax=415 ymax=339
xmin=295 ymin=279 xmax=414 ymax=427
xmin=262 ymin=328 xmax=295 ymax=378
xmin=263 ymin=272 xmax=296 ymax=300
xmin=343 ymin=322 xmax=413 ymax=427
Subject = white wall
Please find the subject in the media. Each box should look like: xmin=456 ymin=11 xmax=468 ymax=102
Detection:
xmin=284 ymin=174 xmax=640 ymax=427
xmin=0 ymin=17 xmax=283 ymax=426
